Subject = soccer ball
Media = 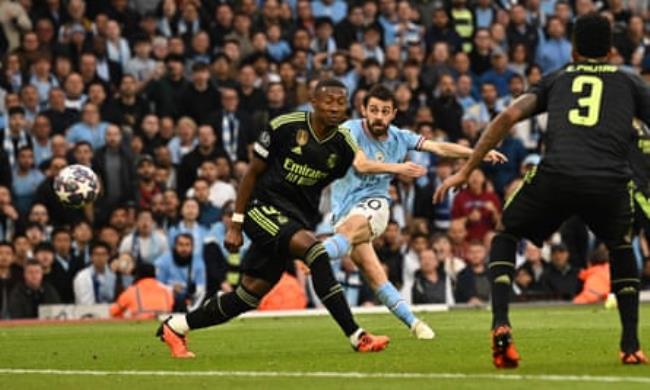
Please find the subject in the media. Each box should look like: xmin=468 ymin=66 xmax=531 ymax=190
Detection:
xmin=54 ymin=164 xmax=101 ymax=208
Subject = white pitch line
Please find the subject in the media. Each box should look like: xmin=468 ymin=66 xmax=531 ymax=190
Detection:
xmin=0 ymin=368 xmax=649 ymax=384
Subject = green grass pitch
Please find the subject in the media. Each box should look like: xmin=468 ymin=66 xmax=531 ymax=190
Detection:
xmin=0 ymin=305 xmax=649 ymax=389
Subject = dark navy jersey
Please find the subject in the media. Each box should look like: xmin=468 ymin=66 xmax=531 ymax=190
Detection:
xmin=529 ymin=62 xmax=650 ymax=181
xmin=252 ymin=112 xmax=358 ymax=228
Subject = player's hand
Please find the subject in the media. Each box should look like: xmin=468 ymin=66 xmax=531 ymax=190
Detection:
xmin=396 ymin=162 xmax=427 ymax=178
xmin=433 ymin=170 xmax=470 ymax=204
xmin=220 ymin=281 xmax=233 ymax=293
xmin=225 ymin=225 xmax=243 ymax=253
xmin=483 ymin=150 xmax=508 ymax=165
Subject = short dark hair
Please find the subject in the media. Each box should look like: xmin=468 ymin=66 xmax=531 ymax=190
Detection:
xmin=191 ymin=62 xmax=210 ymax=73
xmin=174 ymin=233 xmax=194 ymax=245
xmin=573 ymin=13 xmax=612 ymax=58
xmin=363 ymin=84 xmax=397 ymax=108
xmin=314 ymin=78 xmax=347 ymax=94
xmin=51 ymin=227 xmax=71 ymax=239
xmin=90 ymin=241 xmax=111 ymax=254
xmin=33 ymin=242 xmax=55 ymax=254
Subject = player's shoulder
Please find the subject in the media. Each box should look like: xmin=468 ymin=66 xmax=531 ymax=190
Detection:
xmin=269 ymin=111 xmax=308 ymax=131
xmin=335 ymin=124 xmax=359 ymax=153
xmin=339 ymin=118 xmax=363 ymax=134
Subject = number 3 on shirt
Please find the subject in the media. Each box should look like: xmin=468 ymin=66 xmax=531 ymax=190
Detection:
xmin=568 ymin=75 xmax=603 ymax=127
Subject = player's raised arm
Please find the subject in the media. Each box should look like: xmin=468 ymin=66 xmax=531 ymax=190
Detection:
xmin=352 ymin=149 xmax=426 ymax=178
xmin=418 ymin=140 xmax=507 ymax=164
xmin=433 ymin=93 xmax=538 ymax=204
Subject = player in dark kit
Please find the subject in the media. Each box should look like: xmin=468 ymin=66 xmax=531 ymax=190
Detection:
xmin=435 ymin=13 xmax=649 ymax=367
xmin=157 ymin=79 xmax=426 ymax=358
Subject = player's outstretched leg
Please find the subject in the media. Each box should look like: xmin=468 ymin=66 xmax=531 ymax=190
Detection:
xmin=610 ymin=245 xmax=648 ymax=364
xmin=351 ymin=243 xmax=434 ymax=340
xmin=488 ymin=233 xmax=520 ymax=368
xmin=293 ymin=231 xmax=389 ymax=352
xmin=156 ymin=277 xmax=270 ymax=358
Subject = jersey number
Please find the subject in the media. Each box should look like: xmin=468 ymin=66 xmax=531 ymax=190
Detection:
xmin=568 ymin=76 xmax=603 ymax=127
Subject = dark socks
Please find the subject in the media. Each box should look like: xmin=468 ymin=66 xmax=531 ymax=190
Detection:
xmin=488 ymin=233 xmax=518 ymax=329
xmin=186 ymin=285 xmax=260 ymax=330
xmin=610 ymin=246 xmax=641 ymax=353
xmin=306 ymin=242 xmax=359 ymax=337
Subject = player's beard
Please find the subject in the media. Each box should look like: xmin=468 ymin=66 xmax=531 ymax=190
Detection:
xmin=368 ymin=120 xmax=388 ymax=137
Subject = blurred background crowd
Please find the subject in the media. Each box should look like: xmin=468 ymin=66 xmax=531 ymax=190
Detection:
xmin=1 ymin=0 xmax=650 ymax=320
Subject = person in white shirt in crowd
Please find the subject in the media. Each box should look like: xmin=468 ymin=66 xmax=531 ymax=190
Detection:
xmin=119 ymin=208 xmax=168 ymax=264
xmin=73 ymin=241 xmax=116 ymax=304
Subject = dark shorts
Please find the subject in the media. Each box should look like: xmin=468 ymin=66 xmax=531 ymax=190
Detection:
xmin=241 ymin=199 xmax=305 ymax=283
xmin=503 ymin=167 xmax=634 ymax=248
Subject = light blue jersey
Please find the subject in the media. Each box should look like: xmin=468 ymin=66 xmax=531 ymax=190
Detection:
xmin=331 ymin=119 xmax=423 ymax=222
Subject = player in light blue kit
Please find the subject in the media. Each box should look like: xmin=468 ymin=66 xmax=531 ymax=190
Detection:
xmin=324 ymin=85 xmax=507 ymax=339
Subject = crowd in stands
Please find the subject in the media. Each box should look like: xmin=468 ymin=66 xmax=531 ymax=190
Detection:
xmin=1 ymin=0 xmax=650 ymax=320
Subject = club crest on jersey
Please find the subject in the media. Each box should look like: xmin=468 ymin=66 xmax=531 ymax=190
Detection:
xmin=327 ymin=154 xmax=338 ymax=169
xmin=375 ymin=151 xmax=384 ymax=162
xmin=292 ymin=129 xmax=309 ymax=155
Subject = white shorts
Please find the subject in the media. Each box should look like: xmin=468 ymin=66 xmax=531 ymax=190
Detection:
xmin=333 ymin=198 xmax=390 ymax=241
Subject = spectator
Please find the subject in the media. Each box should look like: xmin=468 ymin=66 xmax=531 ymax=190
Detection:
xmin=124 ymin=37 xmax=157 ymax=83
xmin=177 ymin=124 xmax=224 ymax=197
xmin=168 ymin=116 xmax=198 ymax=165
xmin=63 ymin=73 xmax=87 ymax=111
xmin=474 ymin=0 xmax=497 ymax=29
xmin=480 ymin=49 xmax=516 ymax=97
xmin=238 ymin=63 xmax=267 ymax=114
xmin=432 ymin=233 xmax=466 ymax=283
xmin=188 ymin=179 xmax=220 ymax=227
xmin=455 ymin=240 xmax=490 ymax=304
xmin=146 ymin=55 xmax=189 ymax=119
xmin=517 ymin=241 xmax=549 ymax=294
xmin=8 ymin=259 xmax=60 ymax=319
xmin=535 ymin=16 xmax=572 ymax=74
xmin=180 ymin=62 xmax=220 ymax=124
xmin=335 ymin=4 xmax=365 ymax=50
xmin=375 ymin=220 xmax=404 ymax=289
xmin=450 ymin=0 xmax=474 ymax=53
xmin=110 ymin=262 xmax=173 ymax=319
xmin=507 ymin=4 xmax=538 ymax=57
xmin=401 ymin=232 xmax=430 ymax=303
xmin=451 ymin=169 xmax=501 ymax=242
xmin=211 ymin=86 xmax=253 ymax=163
xmin=11 ymin=146 xmax=44 ymax=216
xmin=42 ymin=88 xmax=79 ymax=136
xmin=73 ymin=241 xmax=116 ymax=304
xmin=469 ymin=28 xmax=492 ymax=76
xmin=573 ymin=248 xmax=611 ymax=304
xmin=113 ymin=74 xmax=150 ymax=134
xmin=0 ymin=241 xmax=21 ymax=318
xmin=1 ymin=107 xmax=32 ymax=168
xmin=92 ymin=124 xmax=135 ymax=224
xmin=135 ymin=154 xmax=162 ymax=210
xmin=167 ymin=198 xmax=207 ymax=257
xmin=155 ymin=233 xmax=205 ymax=312
xmin=0 ymin=0 xmax=32 ymax=53
xmin=412 ymin=249 xmax=453 ymax=304
xmin=431 ymin=74 xmax=463 ymax=141
xmin=425 ymin=8 xmax=463 ymax=54
xmin=51 ymin=228 xmax=84 ymax=303
xmin=66 ymin=102 xmax=108 ymax=149
xmin=30 ymin=114 xmax=53 ymax=167
xmin=542 ymin=243 xmax=580 ymax=300
xmin=118 ymin=208 xmax=168 ymax=265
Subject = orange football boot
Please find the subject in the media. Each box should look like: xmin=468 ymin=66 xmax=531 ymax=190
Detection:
xmin=492 ymin=325 xmax=520 ymax=369
xmin=156 ymin=319 xmax=196 ymax=359
xmin=355 ymin=332 xmax=390 ymax=352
